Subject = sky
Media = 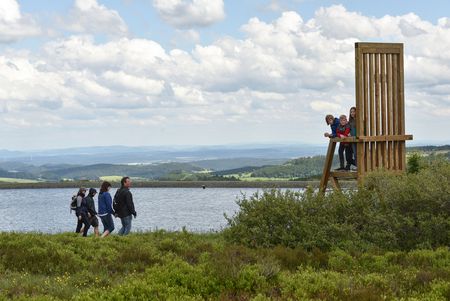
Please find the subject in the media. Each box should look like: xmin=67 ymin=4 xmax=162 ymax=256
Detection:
xmin=1 ymin=0 xmax=450 ymax=150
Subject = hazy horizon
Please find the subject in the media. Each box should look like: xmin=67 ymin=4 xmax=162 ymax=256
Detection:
xmin=0 ymin=139 xmax=448 ymax=153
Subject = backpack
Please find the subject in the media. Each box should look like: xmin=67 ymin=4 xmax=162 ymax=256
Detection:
xmin=70 ymin=195 xmax=77 ymax=212
xmin=113 ymin=189 xmax=121 ymax=212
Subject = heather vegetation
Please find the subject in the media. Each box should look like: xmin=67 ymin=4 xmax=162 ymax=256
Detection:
xmin=0 ymin=159 xmax=448 ymax=300
xmin=0 ymin=232 xmax=448 ymax=300
xmin=225 ymin=159 xmax=450 ymax=251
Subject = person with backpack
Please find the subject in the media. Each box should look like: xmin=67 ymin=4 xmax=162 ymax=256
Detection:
xmin=85 ymin=188 xmax=99 ymax=237
xmin=98 ymin=181 xmax=115 ymax=237
xmin=113 ymin=177 xmax=136 ymax=236
xmin=75 ymin=187 xmax=90 ymax=237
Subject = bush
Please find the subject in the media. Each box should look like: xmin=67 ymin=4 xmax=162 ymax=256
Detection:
xmin=224 ymin=161 xmax=450 ymax=251
xmin=0 ymin=232 xmax=448 ymax=300
xmin=407 ymin=152 xmax=423 ymax=173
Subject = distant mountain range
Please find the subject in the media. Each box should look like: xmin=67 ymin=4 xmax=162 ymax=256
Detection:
xmin=0 ymin=144 xmax=323 ymax=181
xmin=0 ymin=144 xmax=447 ymax=182
xmin=0 ymin=144 xmax=325 ymax=165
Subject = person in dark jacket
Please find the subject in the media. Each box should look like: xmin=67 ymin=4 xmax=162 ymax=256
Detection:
xmin=86 ymin=188 xmax=99 ymax=237
xmin=98 ymin=181 xmax=115 ymax=237
xmin=324 ymin=114 xmax=340 ymax=138
xmin=75 ymin=187 xmax=90 ymax=237
xmin=114 ymin=177 xmax=136 ymax=236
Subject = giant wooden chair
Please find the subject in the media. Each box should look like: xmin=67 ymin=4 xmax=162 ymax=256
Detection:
xmin=320 ymin=43 xmax=413 ymax=192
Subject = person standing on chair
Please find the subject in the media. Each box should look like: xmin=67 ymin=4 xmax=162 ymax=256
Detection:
xmin=113 ymin=177 xmax=136 ymax=236
xmin=335 ymin=114 xmax=352 ymax=171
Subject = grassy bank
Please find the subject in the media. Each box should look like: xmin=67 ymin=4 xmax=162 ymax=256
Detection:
xmin=0 ymin=232 xmax=448 ymax=300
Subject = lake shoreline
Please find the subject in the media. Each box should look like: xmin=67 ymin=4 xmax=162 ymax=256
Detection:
xmin=0 ymin=180 xmax=325 ymax=189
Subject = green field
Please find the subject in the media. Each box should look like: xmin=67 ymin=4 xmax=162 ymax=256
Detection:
xmin=225 ymin=172 xmax=293 ymax=181
xmin=0 ymin=177 xmax=40 ymax=184
xmin=99 ymin=175 xmax=152 ymax=182
xmin=99 ymin=175 xmax=125 ymax=182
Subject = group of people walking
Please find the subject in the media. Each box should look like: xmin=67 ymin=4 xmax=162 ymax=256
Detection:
xmin=72 ymin=176 xmax=137 ymax=237
xmin=324 ymin=106 xmax=357 ymax=171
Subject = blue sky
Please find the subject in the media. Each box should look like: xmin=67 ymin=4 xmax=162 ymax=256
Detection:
xmin=0 ymin=0 xmax=449 ymax=150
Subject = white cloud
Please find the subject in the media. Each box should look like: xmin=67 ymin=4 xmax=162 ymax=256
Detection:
xmin=43 ymin=36 xmax=168 ymax=72
xmin=0 ymin=0 xmax=20 ymax=22
xmin=153 ymin=0 xmax=225 ymax=28
xmin=2 ymin=4 xmax=450 ymax=147
xmin=310 ymin=101 xmax=342 ymax=113
xmin=171 ymin=83 xmax=206 ymax=105
xmin=64 ymin=0 xmax=128 ymax=36
xmin=0 ymin=0 xmax=41 ymax=42
xmin=102 ymin=71 xmax=165 ymax=95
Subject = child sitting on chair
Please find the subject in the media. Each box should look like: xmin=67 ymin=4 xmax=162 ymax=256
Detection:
xmin=335 ymin=114 xmax=353 ymax=171
xmin=324 ymin=114 xmax=340 ymax=138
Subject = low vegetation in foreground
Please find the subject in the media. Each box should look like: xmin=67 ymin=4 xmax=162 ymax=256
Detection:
xmin=0 ymin=160 xmax=449 ymax=300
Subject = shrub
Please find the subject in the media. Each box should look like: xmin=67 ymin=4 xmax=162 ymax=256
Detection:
xmin=407 ymin=152 xmax=423 ymax=173
xmin=224 ymin=161 xmax=450 ymax=251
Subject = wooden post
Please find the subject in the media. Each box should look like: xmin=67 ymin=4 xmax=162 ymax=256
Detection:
xmin=319 ymin=139 xmax=336 ymax=193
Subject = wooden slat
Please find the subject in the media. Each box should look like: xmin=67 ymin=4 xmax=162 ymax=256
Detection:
xmin=369 ymin=53 xmax=376 ymax=171
xmin=398 ymin=45 xmax=406 ymax=170
xmin=357 ymin=135 xmax=413 ymax=142
xmin=355 ymin=41 xmax=364 ymax=176
xmin=357 ymin=140 xmax=364 ymax=181
xmin=387 ymin=54 xmax=394 ymax=169
xmin=363 ymin=53 xmax=370 ymax=174
xmin=330 ymin=137 xmax=360 ymax=143
xmin=361 ymin=48 xmax=402 ymax=54
xmin=319 ymin=140 xmax=336 ymax=193
xmin=375 ymin=53 xmax=382 ymax=168
xmin=393 ymin=54 xmax=399 ymax=170
xmin=330 ymin=171 xmax=358 ymax=179
xmin=381 ymin=54 xmax=388 ymax=168
xmin=357 ymin=42 xmax=403 ymax=49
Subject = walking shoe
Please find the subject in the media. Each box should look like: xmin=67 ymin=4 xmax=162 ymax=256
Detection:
xmin=335 ymin=167 xmax=346 ymax=171
xmin=344 ymin=165 xmax=351 ymax=171
xmin=351 ymin=165 xmax=357 ymax=171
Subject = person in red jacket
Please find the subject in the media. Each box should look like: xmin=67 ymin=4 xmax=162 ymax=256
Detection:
xmin=335 ymin=115 xmax=353 ymax=171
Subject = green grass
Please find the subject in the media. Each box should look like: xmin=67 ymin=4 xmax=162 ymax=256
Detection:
xmin=0 ymin=177 xmax=40 ymax=184
xmin=0 ymin=232 xmax=448 ymax=300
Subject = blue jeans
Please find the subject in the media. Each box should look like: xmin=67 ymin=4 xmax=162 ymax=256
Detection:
xmin=118 ymin=215 xmax=132 ymax=236
xmin=100 ymin=214 xmax=115 ymax=233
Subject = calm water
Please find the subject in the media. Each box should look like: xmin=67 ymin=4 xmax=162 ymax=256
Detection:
xmin=0 ymin=188 xmax=302 ymax=233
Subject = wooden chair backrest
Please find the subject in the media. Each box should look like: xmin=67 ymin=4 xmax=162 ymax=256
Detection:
xmin=355 ymin=43 xmax=409 ymax=177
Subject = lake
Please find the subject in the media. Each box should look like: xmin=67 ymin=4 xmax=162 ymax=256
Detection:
xmin=0 ymin=187 xmax=302 ymax=234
